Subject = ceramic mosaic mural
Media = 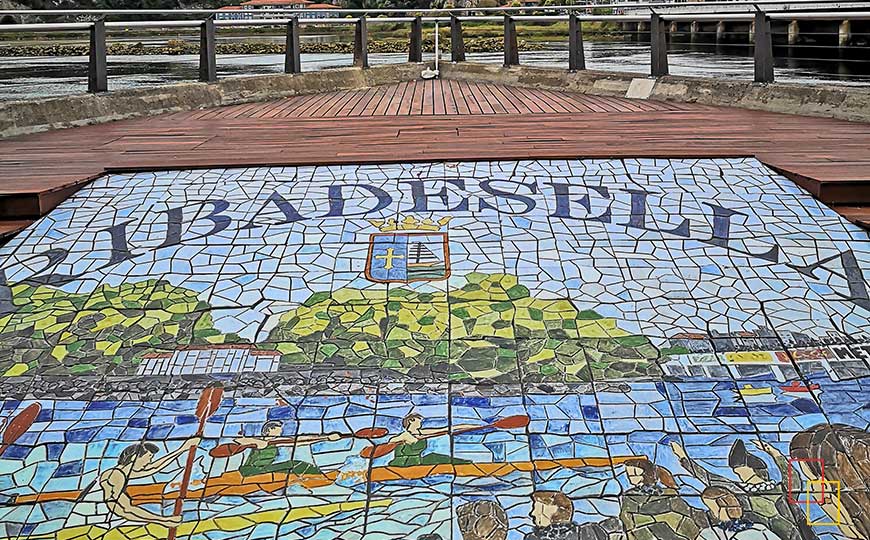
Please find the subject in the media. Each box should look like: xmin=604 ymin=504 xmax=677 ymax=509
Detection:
xmin=0 ymin=158 xmax=868 ymax=540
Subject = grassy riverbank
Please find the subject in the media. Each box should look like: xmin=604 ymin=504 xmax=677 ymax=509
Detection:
xmin=0 ymin=20 xmax=623 ymax=56
xmin=0 ymin=36 xmax=550 ymax=56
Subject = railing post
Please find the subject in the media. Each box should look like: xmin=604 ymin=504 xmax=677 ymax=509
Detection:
xmin=284 ymin=17 xmax=301 ymax=74
xmin=88 ymin=19 xmax=107 ymax=93
xmin=753 ymin=11 xmax=774 ymax=83
xmin=504 ymin=15 xmax=519 ymax=67
xmin=409 ymin=15 xmax=423 ymax=63
xmin=650 ymin=12 xmax=668 ymax=77
xmin=451 ymin=15 xmax=465 ymax=62
xmin=568 ymin=12 xmax=585 ymax=71
xmin=354 ymin=15 xmax=369 ymax=68
xmin=199 ymin=17 xmax=217 ymax=83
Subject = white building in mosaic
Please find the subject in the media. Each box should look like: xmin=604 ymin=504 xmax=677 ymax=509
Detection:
xmin=137 ymin=346 xmax=281 ymax=376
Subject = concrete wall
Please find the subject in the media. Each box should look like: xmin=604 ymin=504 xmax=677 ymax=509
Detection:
xmin=0 ymin=63 xmax=426 ymax=139
xmin=439 ymin=63 xmax=870 ymax=124
xmin=3 ymin=61 xmax=869 ymax=138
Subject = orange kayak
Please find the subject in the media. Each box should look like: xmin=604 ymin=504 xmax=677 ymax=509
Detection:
xmin=13 ymin=456 xmax=640 ymax=505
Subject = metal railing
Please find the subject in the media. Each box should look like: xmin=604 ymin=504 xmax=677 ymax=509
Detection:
xmin=4 ymin=0 xmax=870 ymax=17
xmin=0 ymin=1 xmax=869 ymax=95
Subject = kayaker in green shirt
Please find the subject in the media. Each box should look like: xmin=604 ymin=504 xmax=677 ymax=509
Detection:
xmin=234 ymin=420 xmax=341 ymax=477
xmin=387 ymin=413 xmax=476 ymax=467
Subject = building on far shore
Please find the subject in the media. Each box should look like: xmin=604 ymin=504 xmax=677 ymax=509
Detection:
xmin=216 ymin=0 xmax=341 ymax=20
xmin=137 ymin=345 xmax=281 ymax=376
xmin=303 ymin=3 xmax=342 ymax=17
xmin=216 ymin=6 xmax=253 ymax=20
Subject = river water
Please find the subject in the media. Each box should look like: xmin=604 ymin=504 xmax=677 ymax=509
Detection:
xmin=0 ymin=40 xmax=868 ymax=101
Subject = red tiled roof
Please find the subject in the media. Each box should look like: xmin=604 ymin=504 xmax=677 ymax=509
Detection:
xmin=176 ymin=344 xmax=255 ymax=350
xmin=240 ymin=0 xmax=312 ymax=5
xmin=217 ymin=5 xmax=243 ymax=9
xmin=670 ymin=332 xmax=708 ymax=340
xmin=142 ymin=352 xmax=173 ymax=358
xmin=307 ymin=3 xmax=340 ymax=7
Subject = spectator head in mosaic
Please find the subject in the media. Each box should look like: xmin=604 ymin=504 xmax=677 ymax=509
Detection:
xmin=456 ymin=500 xmax=509 ymax=540
xmin=699 ymin=486 xmax=779 ymax=540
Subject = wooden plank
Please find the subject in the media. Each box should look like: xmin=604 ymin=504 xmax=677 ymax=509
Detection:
xmin=506 ymin=85 xmax=545 ymax=114
xmin=410 ymin=81 xmax=425 ymax=115
xmin=433 ymin=80 xmax=447 ymax=116
xmin=285 ymin=94 xmax=321 ymax=118
xmin=443 ymin=79 xmax=459 ymax=115
xmin=458 ymin=81 xmax=482 ymax=115
xmin=336 ymin=88 xmax=368 ymax=117
xmin=372 ymin=83 xmax=398 ymax=116
xmin=384 ymin=81 xmax=409 ymax=116
xmin=470 ymin=82 xmax=496 ymax=114
xmin=449 ymin=80 xmax=471 ymax=115
xmin=490 ymin=85 xmax=521 ymax=115
xmin=322 ymin=90 xmax=354 ymax=117
xmin=350 ymin=87 xmax=379 ymax=116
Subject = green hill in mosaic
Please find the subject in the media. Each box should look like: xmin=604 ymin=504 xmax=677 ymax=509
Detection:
xmin=266 ymin=273 xmax=662 ymax=382
xmin=0 ymin=279 xmax=239 ymax=377
xmin=0 ymin=274 xmax=662 ymax=381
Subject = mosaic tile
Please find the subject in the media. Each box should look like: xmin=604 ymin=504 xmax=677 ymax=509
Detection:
xmin=0 ymin=159 xmax=868 ymax=540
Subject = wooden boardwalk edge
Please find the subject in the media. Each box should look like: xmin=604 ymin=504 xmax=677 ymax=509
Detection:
xmin=0 ymin=79 xmax=868 ymax=238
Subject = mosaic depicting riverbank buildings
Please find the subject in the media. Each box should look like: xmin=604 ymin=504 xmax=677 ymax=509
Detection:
xmin=0 ymin=158 xmax=868 ymax=540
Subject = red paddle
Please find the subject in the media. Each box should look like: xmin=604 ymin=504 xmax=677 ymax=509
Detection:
xmin=0 ymin=403 xmax=41 ymax=456
xmin=209 ymin=427 xmax=389 ymax=458
xmin=361 ymin=415 xmax=530 ymax=460
xmin=168 ymin=384 xmax=223 ymax=540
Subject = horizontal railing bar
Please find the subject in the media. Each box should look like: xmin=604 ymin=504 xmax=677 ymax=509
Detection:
xmin=3 ymin=0 xmax=870 ymax=16
xmin=104 ymin=20 xmax=203 ymax=29
xmin=6 ymin=11 xmax=870 ymax=35
xmin=574 ymin=14 xmax=659 ymax=20
xmin=213 ymin=18 xmax=293 ymax=27
xmin=448 ymin=16 xmax=502 ymax=22
xmin=0 ymin=22 xmax=91 ymax=31
xmin=769 ymin=10 xmax=870 ymax=19
xmin=300 ymin=17 xmax=361 ymax=24
xmin=364 ymin=17 xmax=417 ymax=23
xmin=662 ymin=13 xmax=754 ymax=21
xmin=512 ymin=15 xmax=570 ymax=21
xmin=213 ymin=17 xmax=365 ymax=26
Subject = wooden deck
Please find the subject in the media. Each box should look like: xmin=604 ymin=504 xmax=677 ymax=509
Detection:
xmin=1 ymin=79 xmax=869 ymax=239
xmin=179 ymin=80 xmax=699 ymax=120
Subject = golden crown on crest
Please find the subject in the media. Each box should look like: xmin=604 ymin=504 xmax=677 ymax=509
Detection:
xmin=368 ymin=215 xmax=451 ymax=232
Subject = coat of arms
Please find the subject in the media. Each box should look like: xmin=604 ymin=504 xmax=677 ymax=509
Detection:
xmin=365 ymin=216 xmax=451 ymax=283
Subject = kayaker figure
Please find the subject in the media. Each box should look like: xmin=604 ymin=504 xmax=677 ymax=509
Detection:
xmin=66 ymin=438 xmax=200 ymax=529
xmin=234 ymin=420 xmax=341 ymax=477
xmin=387 ymin=413 xmax=475 ymax=466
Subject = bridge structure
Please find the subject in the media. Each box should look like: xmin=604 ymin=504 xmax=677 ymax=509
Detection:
xmin=0 ymin=3 xmax=870 ymax=540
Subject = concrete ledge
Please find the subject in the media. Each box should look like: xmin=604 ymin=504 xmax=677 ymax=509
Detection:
xmin=439 ymin=63 xmax=870 ymax=124
xmin=0 ymin=63 xmax=426 ymax=139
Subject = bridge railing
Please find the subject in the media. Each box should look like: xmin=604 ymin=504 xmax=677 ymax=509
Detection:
xmin=1 ymin=1 xmax=869 ymax=95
